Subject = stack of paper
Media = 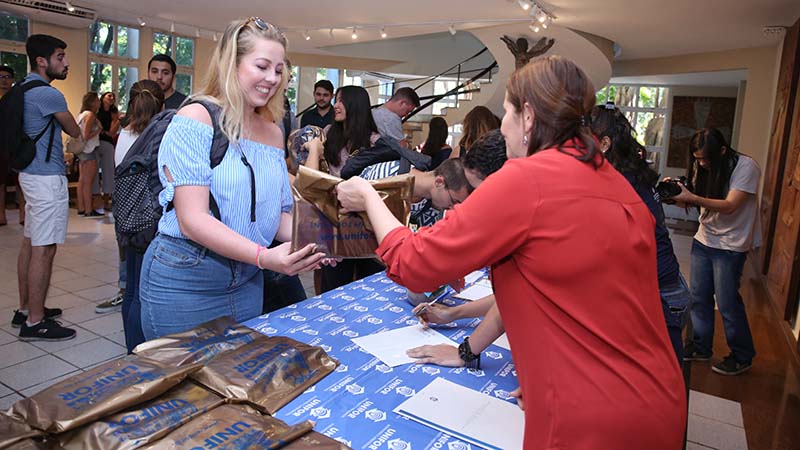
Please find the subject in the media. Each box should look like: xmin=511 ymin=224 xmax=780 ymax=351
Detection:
xmin=394 ymin=377 xmax=524 ymax=450
xmin=454 ymin=278 xmax=493 ymax=301
xmin=351 ymin=325 xmax=456 ymax=367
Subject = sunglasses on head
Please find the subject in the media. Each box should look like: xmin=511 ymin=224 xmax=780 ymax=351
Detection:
xmin=246 ymin=17 xmax=268 ymax=30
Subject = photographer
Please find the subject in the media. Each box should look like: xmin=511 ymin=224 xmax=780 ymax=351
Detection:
xmin=669 ymin=128 xmax=760 ymax=376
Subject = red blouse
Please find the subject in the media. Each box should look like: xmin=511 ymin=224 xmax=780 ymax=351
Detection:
xmin=377 ymin=146 xmax=686 ymax=449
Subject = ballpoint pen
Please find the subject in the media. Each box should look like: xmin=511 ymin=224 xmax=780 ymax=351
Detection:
xmin=414 ymin=294 xmax=445 ymax=317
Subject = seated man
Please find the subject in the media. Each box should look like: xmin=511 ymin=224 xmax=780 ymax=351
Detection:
xmin=361 ymin=158 xmax=471 ymax=230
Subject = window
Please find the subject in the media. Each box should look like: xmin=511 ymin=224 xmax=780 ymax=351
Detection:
xmin=286 ymin=65 xmax=299 ymax=113
xmin=596 ymin=84 xmax=670 ymax=174
xmin=0 ymin=12 xmax=28 ymax=43
xmin=0 ymin=12 xmax=28 ymax=82
xmin=341 ymin=69 xmax=363 ymax=87
xmin=432 ymin=79 xmax=458 ymax=115
xmin=89 ymin=21 xmax=140 ymax=111
xmin=153 ymin=32 xmax=194 ymax=96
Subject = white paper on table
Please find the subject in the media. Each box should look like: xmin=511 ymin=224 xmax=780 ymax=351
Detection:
xmin=394 ymin=377 xmax=524 ymax=450
xmin=464 ymin=270 xmax=485 ymax=285
xmin=453 ymin=279 xmax=493 ymax=301
xmin=351 ymin=325 xmax=456 ymax=367
xmin=493 ymin=333 xmax=511 ymax=351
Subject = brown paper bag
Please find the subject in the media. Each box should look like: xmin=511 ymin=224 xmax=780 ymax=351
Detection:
xmin=142 ymin=404 xmax=314 ymax=450
xmin=291 ymin=166 xmax=414 ymax=258
xmin=190 ymin=334 xmax=338 ymax=414
xmin=0 ymin=413 xmax=43 ymax=449
xmin=133 ymin=317 xmax=258 ymax=367
xmin=3 ymin=438 xmax=64 ymax=450
xmin=57 ymin=382 xmax=224 ymax=450
xmin=7 ymin=356 xmax=201 ymax=434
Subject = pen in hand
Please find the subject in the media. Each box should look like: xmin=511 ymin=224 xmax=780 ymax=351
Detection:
xmin=414 ymin=295 xmax=444 ymax=317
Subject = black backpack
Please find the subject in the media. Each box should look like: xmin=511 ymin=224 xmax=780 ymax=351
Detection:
xmin=113 ymin=100 xmax=232 ymax=251
xmin=0 ymin=79 xmax=57 ymax=171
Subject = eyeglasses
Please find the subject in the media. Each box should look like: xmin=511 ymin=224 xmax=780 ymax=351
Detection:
xmin=0 ymin=75 xmax=12 ymax=80
xmin=445 ymin=187 xmax=460 ymax=208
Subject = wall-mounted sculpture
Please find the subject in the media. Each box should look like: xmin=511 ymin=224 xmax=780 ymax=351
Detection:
xmin=500 ymin=35 xmax=555 ymax=69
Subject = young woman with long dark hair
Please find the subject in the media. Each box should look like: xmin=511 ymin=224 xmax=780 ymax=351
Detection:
xmin=671 ymin=128 xmax=760 ymax=375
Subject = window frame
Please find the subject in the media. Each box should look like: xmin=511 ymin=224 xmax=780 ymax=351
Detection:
xmin=0 ymin=11 xmax=30 ymax=83
xmin=88 ymin=20 xmax=141 ymax=112
xmin=152 ymin=30 xmax=194 ymax=96
xmin=596 ymin=83 xmax=672 ymax=175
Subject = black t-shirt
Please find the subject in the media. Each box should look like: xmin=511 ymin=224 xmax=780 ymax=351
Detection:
xmin=300 ymin=107 xmax=333 ymax=129
xmin=164 ymin=91 xmax=188 ymax=111
xmin=97 ymin=106 xmax=116 ymax=143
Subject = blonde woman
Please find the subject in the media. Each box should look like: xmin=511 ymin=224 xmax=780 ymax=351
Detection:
xmin=139 ymin=17 xmax=325 ymax=339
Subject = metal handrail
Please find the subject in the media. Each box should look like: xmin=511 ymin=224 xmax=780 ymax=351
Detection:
xmin=295 ymin=46 xmax=496 ymax=119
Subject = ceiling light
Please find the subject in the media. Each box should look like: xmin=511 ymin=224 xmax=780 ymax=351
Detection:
xmin=212 ymin=32 xmax=218 ymax=42
xmin=529 ymin=21 xmax=540 ymax=33
xmin=518 ymin=0 xmax=531 ymax=11
xmin=329 ymin=28 xmax=335 ymax=37
xmin=351 ymin=27 xmax=358 ymax=39
xmin=302 ymin=30 xmax=311 ymax=41
xmin=65 ymin=1 xmax=75 ymax=12
xmin=170 ymin=22 xmax=175 ymax=33
xmin=195 ymin=28 xmax=201 ymax=38
xmin=542 ymin=17 xmax=550 ymax=29
xmin=380 ymin=27 xmax=387 ymax=38
xmin=762 ymin=25 xmax=787 ymax=36
xmin=529 ymin=5 xmax=541 ymax=18
xmin=537 ymin=11 xmax=547 ymax=23
xmin=137 ymin=17 xmax=146 ymax=27
xmin=448 ymin=23 xmax=456 ymax=35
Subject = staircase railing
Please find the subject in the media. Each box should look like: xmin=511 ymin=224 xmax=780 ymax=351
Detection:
xmin=295 ymin=46 xmax=497 ymax=121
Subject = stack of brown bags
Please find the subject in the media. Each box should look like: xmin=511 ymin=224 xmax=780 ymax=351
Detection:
xmin=0 ymin=317 xmax=345 ymax=450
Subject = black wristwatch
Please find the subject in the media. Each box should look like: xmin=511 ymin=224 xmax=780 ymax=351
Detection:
xmin=458 ymin=337 xmax=481 ymax=370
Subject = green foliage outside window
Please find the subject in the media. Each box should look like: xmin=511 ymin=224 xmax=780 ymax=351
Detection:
xmin=0 ymin=13 xmax=28 ymax=42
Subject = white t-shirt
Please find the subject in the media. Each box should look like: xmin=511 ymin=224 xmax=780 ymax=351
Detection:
xmin=694 ymin=154 xmax=762 ymax=252
xmin=114 ymin=128 xmax=140 ymax=167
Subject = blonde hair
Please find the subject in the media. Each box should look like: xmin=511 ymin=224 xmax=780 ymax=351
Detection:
xmin=193 ymin=18 xmax=288 ymax=144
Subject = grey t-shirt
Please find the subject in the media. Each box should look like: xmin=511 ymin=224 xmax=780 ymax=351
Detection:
xmin=371 ymin=106 xmax=404 ymax=142
xmin=694 ymin=154 xmax=762 ymax=252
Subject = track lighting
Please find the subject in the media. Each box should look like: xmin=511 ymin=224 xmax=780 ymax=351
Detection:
xmin=170 ymin=22 xmax=175 ymax=33
xmin=529 ymin=21 xmax=540 ymax=33
xmin=65 ymin=1 xmax=75 ymax=12
xmin=518 ymin=0 xmax=531 ymax=11
xmin=137 ymin=17 xmax=146 ymax=27
xmin=351 ymin=28 xmax=358 ymax=39
xmin=380 ymin=27 xmax=387 ymax=38
xmin=448 ymin=23 xmax=456 ymax=35
xmin=302 ymin=30 xmax=311 ymax=41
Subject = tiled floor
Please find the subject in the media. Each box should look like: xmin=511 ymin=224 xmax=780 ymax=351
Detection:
xmin=0 ymin=207 xmax=796 ymax=449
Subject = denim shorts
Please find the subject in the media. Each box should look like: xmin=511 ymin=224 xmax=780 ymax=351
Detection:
xmin=139 ymin=234 xmax=263 ymax=340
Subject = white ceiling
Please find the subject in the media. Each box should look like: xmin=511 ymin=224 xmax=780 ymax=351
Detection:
xmin=611 ymin=70 xmax=749 ymax=87
xmin=68 ymin=0 xmax=798 ymax=60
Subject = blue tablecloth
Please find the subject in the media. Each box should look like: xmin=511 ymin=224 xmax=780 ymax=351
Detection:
xmin=244 ymin=272 xmax=520 ymax=450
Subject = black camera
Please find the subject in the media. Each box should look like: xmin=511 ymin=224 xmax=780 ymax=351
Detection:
xmin=656 ymin=176 xmax=687 ymax=200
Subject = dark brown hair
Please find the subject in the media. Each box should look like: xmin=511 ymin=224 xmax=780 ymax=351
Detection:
xmin=506 ymin=55 xmax=601 ymax=167
xmin=686 ymin=128 xmax=738 ymax=200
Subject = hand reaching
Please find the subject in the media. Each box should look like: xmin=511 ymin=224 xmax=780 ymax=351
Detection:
xmin=406 ymin=344 xmax=462 ymax=367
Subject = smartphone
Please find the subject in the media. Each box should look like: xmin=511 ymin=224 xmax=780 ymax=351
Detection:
xmin=424 ymin=285 xmax=449 ymax=302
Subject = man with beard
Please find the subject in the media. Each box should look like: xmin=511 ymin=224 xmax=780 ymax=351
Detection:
xmin=13 ymin=34 xmax=80 ymax=341
xmin=148 ymin=54 xmax=186 ymax=110
xmin=300 ymin=79 xmax=334 ymax=128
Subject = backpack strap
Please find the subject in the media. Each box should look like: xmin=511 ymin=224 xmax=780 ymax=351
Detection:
xmin=22 ymin=80 xmax=56 ymax=162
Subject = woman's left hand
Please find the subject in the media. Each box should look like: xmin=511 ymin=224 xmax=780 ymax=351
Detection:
xmin=406 ymin=344 xmax=463 ymax=367
xmin=336 ymin=177 xmax=374 ymax=213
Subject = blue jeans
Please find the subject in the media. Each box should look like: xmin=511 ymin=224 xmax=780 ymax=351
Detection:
xmin=123 ymin=247 xmax=144 ymax=353
xmin=139 ymin=234 xmax=263 ymax=340
xmin=659 ymin=273 xmax=691 ymax=363
xmin=689 ymin=239 xmax=755 ymax=364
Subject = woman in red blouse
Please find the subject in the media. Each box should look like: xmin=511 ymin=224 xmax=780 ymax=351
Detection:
xmin=337 ymin=56 xmax=686 ymax=449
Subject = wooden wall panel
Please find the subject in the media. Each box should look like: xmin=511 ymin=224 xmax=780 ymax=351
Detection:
xmin=760 ymin=22 xmax=800 ymax=274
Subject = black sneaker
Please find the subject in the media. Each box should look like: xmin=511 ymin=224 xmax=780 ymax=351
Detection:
xmin=84 ymin=210 xmax=105 ymax=218
xmin=712 ymin=354 xmax=752 ymax=376
xmin=683 ymin=343 xmax=712 ymax=362
xmin=11 ymin=307 xmax=63 ymax=328
xmin=18 ymin=318 xmax=76 ymax=342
